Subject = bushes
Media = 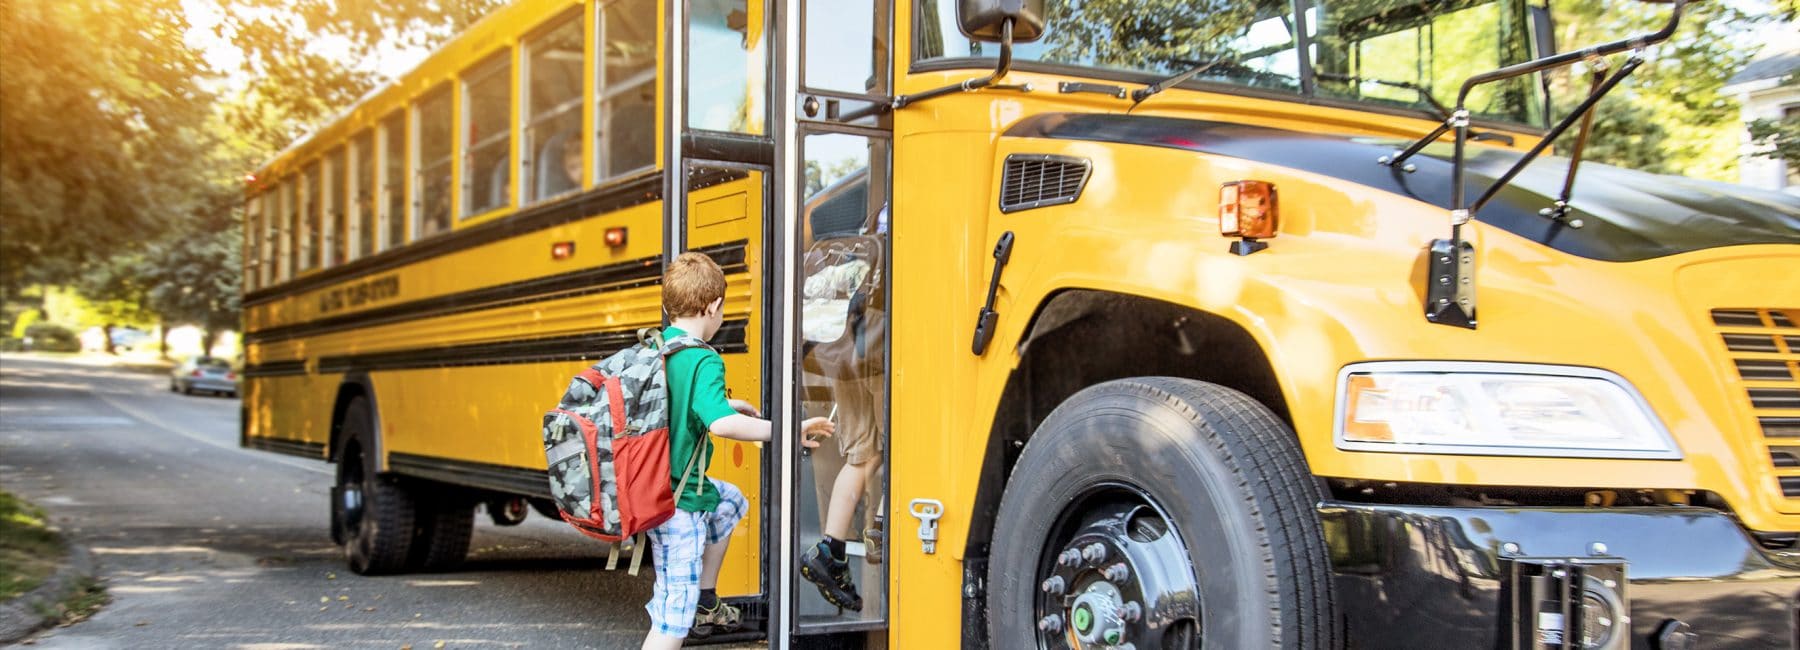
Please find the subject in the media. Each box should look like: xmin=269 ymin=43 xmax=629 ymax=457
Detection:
xmin=22 ymin=323 xmax=79 ymax=352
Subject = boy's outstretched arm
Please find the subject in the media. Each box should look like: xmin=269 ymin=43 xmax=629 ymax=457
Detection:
xmin=709 ymin=414 xmax=832 ymax=448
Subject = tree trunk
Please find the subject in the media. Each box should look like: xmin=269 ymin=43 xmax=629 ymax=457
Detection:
xmin=102 ymin=322 xmax=117 ymax=355
xmin=158 ymin=321 xmax=170 ymax=360
xmin=201 ymin=327 xmax=217 ymax=358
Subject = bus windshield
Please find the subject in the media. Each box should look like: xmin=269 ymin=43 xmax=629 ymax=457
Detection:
xmin=915 ymin=0 xmax=1543 ymax=125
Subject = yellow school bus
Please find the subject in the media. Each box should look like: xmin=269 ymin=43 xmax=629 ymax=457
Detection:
xmin=242 ymin=0 xmax=1800 ymax=647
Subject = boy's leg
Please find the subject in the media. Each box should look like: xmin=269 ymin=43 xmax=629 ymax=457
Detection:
xmin=699 ymin=478 xmax=748 ymax=589
xmin=824 ymin=460 xmax=871 ymax=540
xmin=692 ymin=479 xmax=748 ymax=635
xmin=643 ymin=512 xmax=706 ymax=644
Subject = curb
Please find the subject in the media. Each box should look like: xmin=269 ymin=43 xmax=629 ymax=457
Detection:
xmin=0 ymin=544 xmax=98 ymax=644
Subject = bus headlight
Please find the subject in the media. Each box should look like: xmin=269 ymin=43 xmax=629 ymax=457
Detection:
xmin=1334 ymin=362 xmax=1680 ymax=459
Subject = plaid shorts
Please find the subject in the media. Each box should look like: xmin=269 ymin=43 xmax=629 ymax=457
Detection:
xmin=644 ymin=478 xmax=747 ymax=637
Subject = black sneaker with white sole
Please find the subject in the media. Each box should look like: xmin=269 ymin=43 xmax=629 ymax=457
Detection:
xmin=799 ymin=541 xmax=862 ymax=612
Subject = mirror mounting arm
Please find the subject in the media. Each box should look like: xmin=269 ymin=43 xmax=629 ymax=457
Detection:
xmin=893 ymin=19 xmax=1016 ymax=110
xmin=1419 ymin=0 xmax=1683 ymax=330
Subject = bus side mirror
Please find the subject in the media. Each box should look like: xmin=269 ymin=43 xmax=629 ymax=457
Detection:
xmin=958 ymin=0 xmax=1047 ymax=43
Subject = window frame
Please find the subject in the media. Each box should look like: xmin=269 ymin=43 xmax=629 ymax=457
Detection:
xmin=595 ymin=0 xmax=658 ymax=183
xmin=460 ymin=51 xmax=516 ymax=219
xmin=350 ymin=130 xmax=375 ymax=261
xmin=413 ymin=84 xmax=454 ymax=240
xmin=324 ymin=146 xmax=347 ymax=268
xmin=379 ymin=110 xmax=409 ymax=249
xmin=521 ymin=8 xmax=588 ymax=206
xmin=302 ymin=161 xmax=322 ymax=272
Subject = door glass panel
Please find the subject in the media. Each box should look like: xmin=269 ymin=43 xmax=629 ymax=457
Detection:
xmin=687 ymin=0 xmax=766 ymax=134
xmin=794 ymin=131 xmax=890 ymax=626
xmin=803 ymin=0 xmax=886 ymax=94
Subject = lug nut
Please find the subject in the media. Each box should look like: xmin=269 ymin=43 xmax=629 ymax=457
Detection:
xmin=1123 ymin=601 xmax=1143 ymax=622
xmin=1038 ymin=614 xmax=1063 ymax=633
xmin=1041 ymin=575 xmax=1065 ymax=595
xmin=1102 ymin=563 xmax=1130 ymax=582
xmin=1058 ymin=548 xmax=1082 ymax=567
xmin=1081 ymin=543 xmax=1107 ymax=565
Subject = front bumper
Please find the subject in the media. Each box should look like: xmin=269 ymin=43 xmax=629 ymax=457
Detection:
xmin=1321 ymin=502 xmax=1800 ymax=648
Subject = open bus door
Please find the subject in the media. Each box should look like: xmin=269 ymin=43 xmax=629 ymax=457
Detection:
xmin=663 ymin=0 xmax=894 ymax=646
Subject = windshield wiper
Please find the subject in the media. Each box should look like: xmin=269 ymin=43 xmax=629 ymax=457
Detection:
xmin=1130 ymin=59 xmax=1227 ymax=105
xmin=1314 ymin=72 xmax=1452 ymax=120
xmin=1130 ymin=58 xmax=1294 ymax=106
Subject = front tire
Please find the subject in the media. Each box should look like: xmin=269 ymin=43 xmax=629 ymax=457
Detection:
xmin=333 ymin=398 xmax=418 ymax=575
xmin=987 ymin=378 xmax=1336 ymax=649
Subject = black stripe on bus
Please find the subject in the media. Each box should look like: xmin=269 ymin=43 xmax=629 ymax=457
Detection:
xmin=244 ymin=437 xmax=327 ymax=460
xmin=388 ymin=452 xmax=553 ymax=500
xmin=243 ymin=173 xmax=662 ymax=308
xmin=266 ymin=318 xmax=749 ymax=376
xmin=243 ymin=239 xmax=748 ymax=345
xmin=243 ymin=360 xmax=307 ymax=378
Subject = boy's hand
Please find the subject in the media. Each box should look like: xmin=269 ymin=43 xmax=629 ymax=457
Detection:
xmin=799 ymin=417 xmax=834 ymax=449
xmin=728 ymin=399 xmax=761 ymax=418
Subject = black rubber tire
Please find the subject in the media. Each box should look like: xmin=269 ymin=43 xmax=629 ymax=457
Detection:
xmin=407 ymin=493 xmax=474 ymax=573
xmin=335 ymin=398 xmax=418 ymax=576
xmin=987 ymin=377 xmax=1337 ymax=649
xmin=181 ymin=383 xmax=193 ymax=395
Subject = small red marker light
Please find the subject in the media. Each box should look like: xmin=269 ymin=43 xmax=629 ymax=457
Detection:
xmin=604 ymin=227 xmax=628 ymax=247
xmin=551 ymin=241 xmax=576 ymax=260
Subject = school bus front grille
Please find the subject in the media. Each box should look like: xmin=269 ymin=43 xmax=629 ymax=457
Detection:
xmin=1714 ymin=308 xmax=1800 ymax=499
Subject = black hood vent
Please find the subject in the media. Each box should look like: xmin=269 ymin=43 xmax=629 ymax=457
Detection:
xmin=1000 ymin=154 xmax=1091 ymax=213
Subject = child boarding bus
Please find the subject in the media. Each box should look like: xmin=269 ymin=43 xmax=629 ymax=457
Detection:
xmin=240 ymin=0 xmax=1800 ymax=646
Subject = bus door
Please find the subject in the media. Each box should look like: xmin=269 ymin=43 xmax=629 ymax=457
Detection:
xmin=664 ymin=0 xmax=777 ymax=617
xmin=772 ymin=0 xmax=894 ymax=644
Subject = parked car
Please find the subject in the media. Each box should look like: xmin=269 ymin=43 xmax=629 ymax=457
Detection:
xmin=170 ymin=357 xmax=237 ymax=397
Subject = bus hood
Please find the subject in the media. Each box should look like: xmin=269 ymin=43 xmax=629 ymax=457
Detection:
xmin=1005 ymin=113 xmax=1800 ymax=262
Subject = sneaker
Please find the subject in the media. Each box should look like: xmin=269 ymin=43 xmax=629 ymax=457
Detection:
xmin=862 ymin=516 xmax=884 ymax=565
xmin=799 ymin=541 xmax=863 ymax=611
xmin=690 ymin=599 xmax=742 ymax=639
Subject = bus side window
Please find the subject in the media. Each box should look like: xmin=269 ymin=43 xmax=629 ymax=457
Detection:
xmin=379 ymin=111 xmax=406 ymax=248
xmin=416 ymin=87 xmax=453 ymax=238
xmin=600 ymin=0 xmax=656 ymax=178
xmin=524 ymin=10 xmax=583 ymax=204
xmin=463 ymin=52 xmax=512 ymax=217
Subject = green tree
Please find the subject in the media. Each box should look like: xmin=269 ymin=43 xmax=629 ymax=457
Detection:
xmin=1546 ymin=0 xmax=1772 ymax=180
xmin=0 ymin=0 xmax=217 ymax=295
xmin=1747 ymin=113 xmax=1800 ymax=170
xmin=210 ymin=0 xmax=507 ymax=151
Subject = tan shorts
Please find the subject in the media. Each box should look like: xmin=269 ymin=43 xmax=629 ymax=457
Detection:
xmin=829 ymin=373 xmax=885 ymax=466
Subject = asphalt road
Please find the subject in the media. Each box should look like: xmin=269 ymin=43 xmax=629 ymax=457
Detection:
xmin=0 ymin=354 xmax=675 ymax=649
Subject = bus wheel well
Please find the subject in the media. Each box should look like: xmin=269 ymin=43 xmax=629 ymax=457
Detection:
xmin=961 ymin=290 xmax=1291 ymax=625
xmin=328 ymin=373 xmax=379 ymax=464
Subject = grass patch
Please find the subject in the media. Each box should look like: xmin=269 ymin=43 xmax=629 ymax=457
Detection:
xmin=36 ymin=576 xmax=107 ymax=627
xmin=0 ymin=490 xmax=66 ymax=600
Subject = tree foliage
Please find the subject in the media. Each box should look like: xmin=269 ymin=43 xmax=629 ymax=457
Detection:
xmin=209 ymin=0 xmax=507 ymax=151
xmin=0 ymin=0 xmax=215 ymax=293
xmin=1748 ymin=114 xmax=1800 ymax=170
xmin=1546 ymin=0 xmax=1772 ymax=180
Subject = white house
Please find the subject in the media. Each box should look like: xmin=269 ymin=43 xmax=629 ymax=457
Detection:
xmin=1723 ymin=43 xmax=1800 ymax=195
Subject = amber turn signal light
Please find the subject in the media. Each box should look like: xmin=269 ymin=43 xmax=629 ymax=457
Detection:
xmin=1220 ymin=180 xmax=1278 ymax=239
xmin=604 ymin=227 xmax=628 ymax=247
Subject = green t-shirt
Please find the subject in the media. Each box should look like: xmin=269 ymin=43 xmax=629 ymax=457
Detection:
xmin=663 ymin=326 xmax=739 ymax=512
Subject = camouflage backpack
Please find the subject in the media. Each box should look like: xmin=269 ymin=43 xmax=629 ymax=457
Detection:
xmin=542 ymin=329 xmax=710 ymax=572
